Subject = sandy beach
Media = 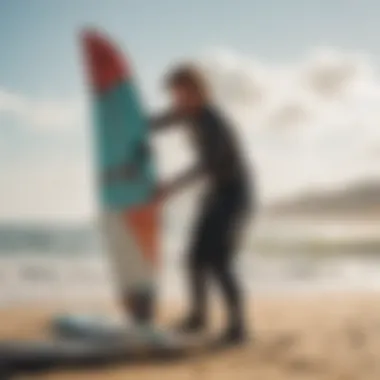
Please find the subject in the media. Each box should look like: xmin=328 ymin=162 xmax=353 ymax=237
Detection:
xmin=2 ymin=293 xmax=380 ymax=380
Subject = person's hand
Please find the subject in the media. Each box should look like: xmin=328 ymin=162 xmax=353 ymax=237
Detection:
xmin=154 ymin=183 xmax=170 ymax=202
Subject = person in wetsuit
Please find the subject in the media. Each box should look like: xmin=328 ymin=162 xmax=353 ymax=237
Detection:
xmin=151 ymin=64 xmax=253 ymax=346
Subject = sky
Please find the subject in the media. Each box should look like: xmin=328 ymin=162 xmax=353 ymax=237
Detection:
xmin=1 ymin=0 xmax=380 ymax=221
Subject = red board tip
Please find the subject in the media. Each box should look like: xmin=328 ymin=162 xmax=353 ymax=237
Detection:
xmin=81 ymin=29 xmax=132 ymax=93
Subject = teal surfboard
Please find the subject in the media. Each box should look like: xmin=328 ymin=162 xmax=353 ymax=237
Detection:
xmin=51 ymin=30 xmax=161 ymax=339
xmin=85 ymin=30 xmax=160 ymax=314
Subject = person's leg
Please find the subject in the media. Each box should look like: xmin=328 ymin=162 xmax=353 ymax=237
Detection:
xmin=181 ymin=245 xmax=208 ymax=329
xmin=207 ymin=193 xmax=248 ymax=343
xmin=212 ymin=239 xmax=245 ymax=338
xmin=177 ymin=204 xmax=213 ymax=332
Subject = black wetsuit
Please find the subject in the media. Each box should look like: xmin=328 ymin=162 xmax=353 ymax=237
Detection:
xmin=151 ymin=105 xmax=252 ymax=332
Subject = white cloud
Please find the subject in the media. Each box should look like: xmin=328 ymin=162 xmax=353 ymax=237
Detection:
xmin=0 ymin=158 xmax=95 ymax=222
xmin=0 ymin=89 xmax=84 ymax=131
xmin=0 ymin=89 xmax=90 ymax=221
xmin=3 ymin=46 xmax=380 ymax=220
xmin=196 ymin=47 xmax=380 ymax=203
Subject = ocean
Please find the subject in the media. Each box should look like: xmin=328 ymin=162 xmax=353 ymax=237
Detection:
xmin=1 ymin=219 xmax=380 ymax=307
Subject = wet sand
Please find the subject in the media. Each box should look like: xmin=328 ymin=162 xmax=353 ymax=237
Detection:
xmin=2 ymin=293 xmax=380 ymax=380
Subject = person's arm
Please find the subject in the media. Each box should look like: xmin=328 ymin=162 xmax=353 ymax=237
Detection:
xmin=149 ymin=110 xmax=183 ymax=132
xmin=158 ymin=111 xmax=230 ymax=199
xmin=158 ymin=164 xmax=204 ymax=199
xmin=103 ymin=163 xmax=138 ymax=183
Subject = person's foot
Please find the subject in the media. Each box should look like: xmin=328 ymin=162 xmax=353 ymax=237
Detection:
xmin=174 ymin=315 xmax=206 ymax=334
xmin=211 ymin=325 xmax=249 ymax=349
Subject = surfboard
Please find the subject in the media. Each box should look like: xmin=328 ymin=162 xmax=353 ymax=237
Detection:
xmin=83 ymin=30 xmax=159 ymax=320
xmin=50 ymin=29 xmax=168 ymax=341
xmin=0 ymin=338 xmax=189 ymax=377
